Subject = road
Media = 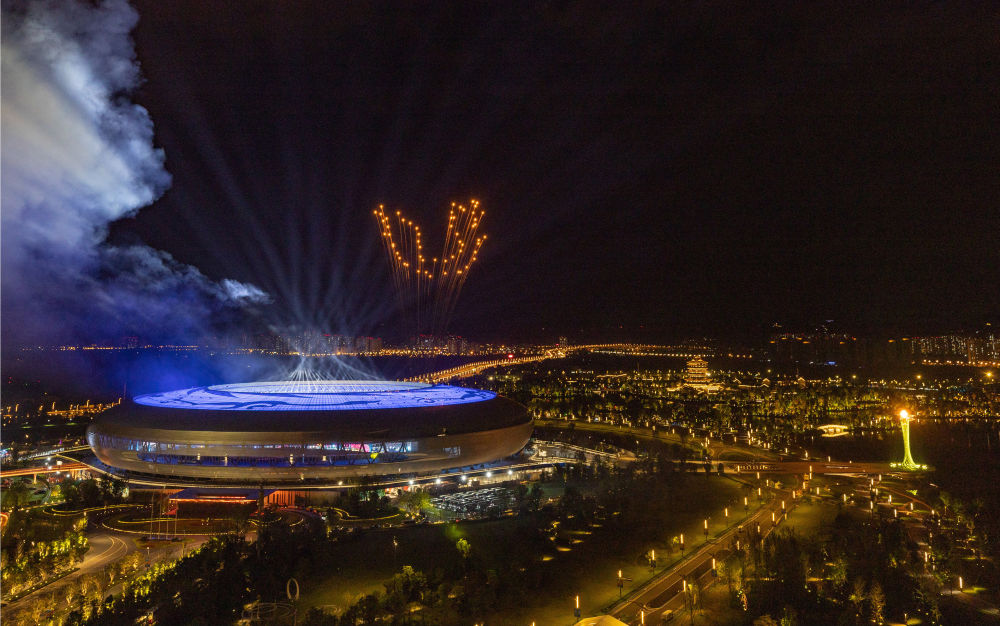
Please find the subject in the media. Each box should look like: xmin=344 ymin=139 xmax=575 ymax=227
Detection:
xmin=408 ymin=349 xmax=565 ymax=383
xmin=409 ymin=344 xmax=715 ymax=384
xmin=608 ymin=490 xmax=794 ymax=625
xmin=534 ymin=418 xmax=778 ymax=463
xmin=726 ymin=460 xmax=900 ymax=476
xmin=0 ymin=461 xmax=90 ymax=479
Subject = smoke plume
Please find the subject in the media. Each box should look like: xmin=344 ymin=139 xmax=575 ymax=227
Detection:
xmin=1 ymin=0 xmax=267 ymax=351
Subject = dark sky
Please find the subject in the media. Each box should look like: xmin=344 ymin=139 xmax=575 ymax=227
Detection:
xmin=114 ymin=1 xmax=999 ymax=344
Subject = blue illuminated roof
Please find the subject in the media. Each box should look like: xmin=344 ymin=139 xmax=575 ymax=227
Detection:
xmin=133 ymin=381 xmax=496 ymax=411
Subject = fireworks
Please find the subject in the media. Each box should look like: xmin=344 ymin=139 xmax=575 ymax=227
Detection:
xmin=374 ymin=199 xmax=486 ymax=337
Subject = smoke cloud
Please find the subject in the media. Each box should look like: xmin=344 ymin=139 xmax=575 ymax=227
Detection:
xmin=1 ymin=0 xmax=267 ymax=350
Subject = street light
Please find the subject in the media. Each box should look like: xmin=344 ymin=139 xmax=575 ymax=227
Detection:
xmin=574 ymin=595 xmax=580 ymax=619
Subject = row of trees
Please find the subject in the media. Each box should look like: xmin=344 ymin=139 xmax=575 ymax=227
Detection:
xmin=1 ymin=510 xmax=89 ymax=600
xmin=2 ymin=475 xmax=128 ymax=513
xmin=7 ymin=551 xmax=146 ymax=626
xmin=80 ymin=512 xmax=339 ymax=625
xmin=55 ymin=476 xmax=128 ymax=509
xmin=727 ymin=512 xmax=942 ymax=625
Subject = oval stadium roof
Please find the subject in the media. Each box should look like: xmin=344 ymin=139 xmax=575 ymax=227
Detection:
xmin=134 ymin=381 xmax=496 ymax=411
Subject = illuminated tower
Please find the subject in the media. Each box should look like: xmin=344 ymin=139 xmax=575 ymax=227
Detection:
xmin=685 ymin=357 xmax=709 ymax=386
xmin=895 ymin=409 xmax=924 ymax=471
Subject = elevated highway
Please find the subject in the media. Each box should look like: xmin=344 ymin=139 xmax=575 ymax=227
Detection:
xmin=0 ymin=461 xmax=91 ymax=482
xmin=407 ymin=344 xmax=682 ymax=383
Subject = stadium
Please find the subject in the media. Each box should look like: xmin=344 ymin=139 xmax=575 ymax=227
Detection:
xmin=86 ymin=381 xmax=532 ymax=486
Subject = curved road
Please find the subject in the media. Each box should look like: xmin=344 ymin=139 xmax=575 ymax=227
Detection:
xmin=608 ymin=489 xmax=794 ymax=625
xmin=534 ymin=418 xmax=778 ymax=462
xmin=4 ymin=532 xmax=134 ymax=612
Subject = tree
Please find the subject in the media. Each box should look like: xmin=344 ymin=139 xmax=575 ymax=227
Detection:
xmin=780 ymin=605 xmax=799 ymax=626
xmin=62 ymin=481 xmax=81 ymax=508
xmin=3 ymin=480 xmax=31 ymax=511
xmin=528 ymin=483 xmax=543 ymax=512
xmin=868 ymin=582 xmax=885 ymax=625
xmin=397 ymin=490 xmax=430 ymax=517
xmin=230 ymin=505 xmax=253 ymax=537
xmin=26 ymin=598 xmax=48 ymax=624
xmin=357 ymin=592 xmax=380 ymax=624
xmin=382 ymin=566 xmax=428 ymax=614
xmin=455 ymin=538 xmax=471 ymax=561
xmin=77 ymin=479 xmax=102 ymax=508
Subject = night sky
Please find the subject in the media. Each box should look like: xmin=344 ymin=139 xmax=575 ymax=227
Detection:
xmin=11 ymin=1 xmax=1000 ymax=347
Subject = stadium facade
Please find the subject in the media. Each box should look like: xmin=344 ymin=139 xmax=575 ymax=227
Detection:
xmin=86 ymin=381 xmax=532 ymax=486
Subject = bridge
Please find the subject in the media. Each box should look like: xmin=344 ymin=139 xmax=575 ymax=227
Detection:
xmin=0 ymin=461 xmax=91 ymax=483
xmin=408 ymin=344 xmax=682 ymax=383
xmin=817 ymin=424 xmax=851 ymax=437
xmin=407 ymin=349 xmax=566 ymax=383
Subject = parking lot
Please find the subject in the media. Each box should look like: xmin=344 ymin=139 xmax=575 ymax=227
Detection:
xmin=431 ymin=487 xmax=514 ymax=520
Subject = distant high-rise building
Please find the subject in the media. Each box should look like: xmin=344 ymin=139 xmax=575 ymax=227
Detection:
xmin=915 ymin=335 xmax=970 ymax=361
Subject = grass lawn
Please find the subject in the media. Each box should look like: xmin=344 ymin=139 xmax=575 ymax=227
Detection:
xmin=498 ymin=476 xmax=749 ymax=626
xmin=781 ymin=497 xmax=839 ymax=540
xmin=299 ymin=518 xmax=538 ymax=612
xmin=300 ymin=475 xmax=752 ymax=624
xmin=685 ymin=580 xmax=747 ymax=625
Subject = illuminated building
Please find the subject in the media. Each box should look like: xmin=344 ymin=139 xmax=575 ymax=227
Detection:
xmin=87 ymin=381 xmax=531 ymax=486
xmin=685 ymin=357 xmax=710 ymax=386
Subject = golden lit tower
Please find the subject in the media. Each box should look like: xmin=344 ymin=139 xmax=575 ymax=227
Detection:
xmin=685 ymin=357 xmax=709 ymax=386
xmin=893 ymin=409 xmax=926 ymax=471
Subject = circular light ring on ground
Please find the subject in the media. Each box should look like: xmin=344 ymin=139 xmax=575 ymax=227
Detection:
xmin=134 ymin=381 xmax=496 ymax=411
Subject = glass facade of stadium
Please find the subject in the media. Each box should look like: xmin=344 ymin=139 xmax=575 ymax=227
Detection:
xmin=87 ymin=432 xmax=458 ymax=468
